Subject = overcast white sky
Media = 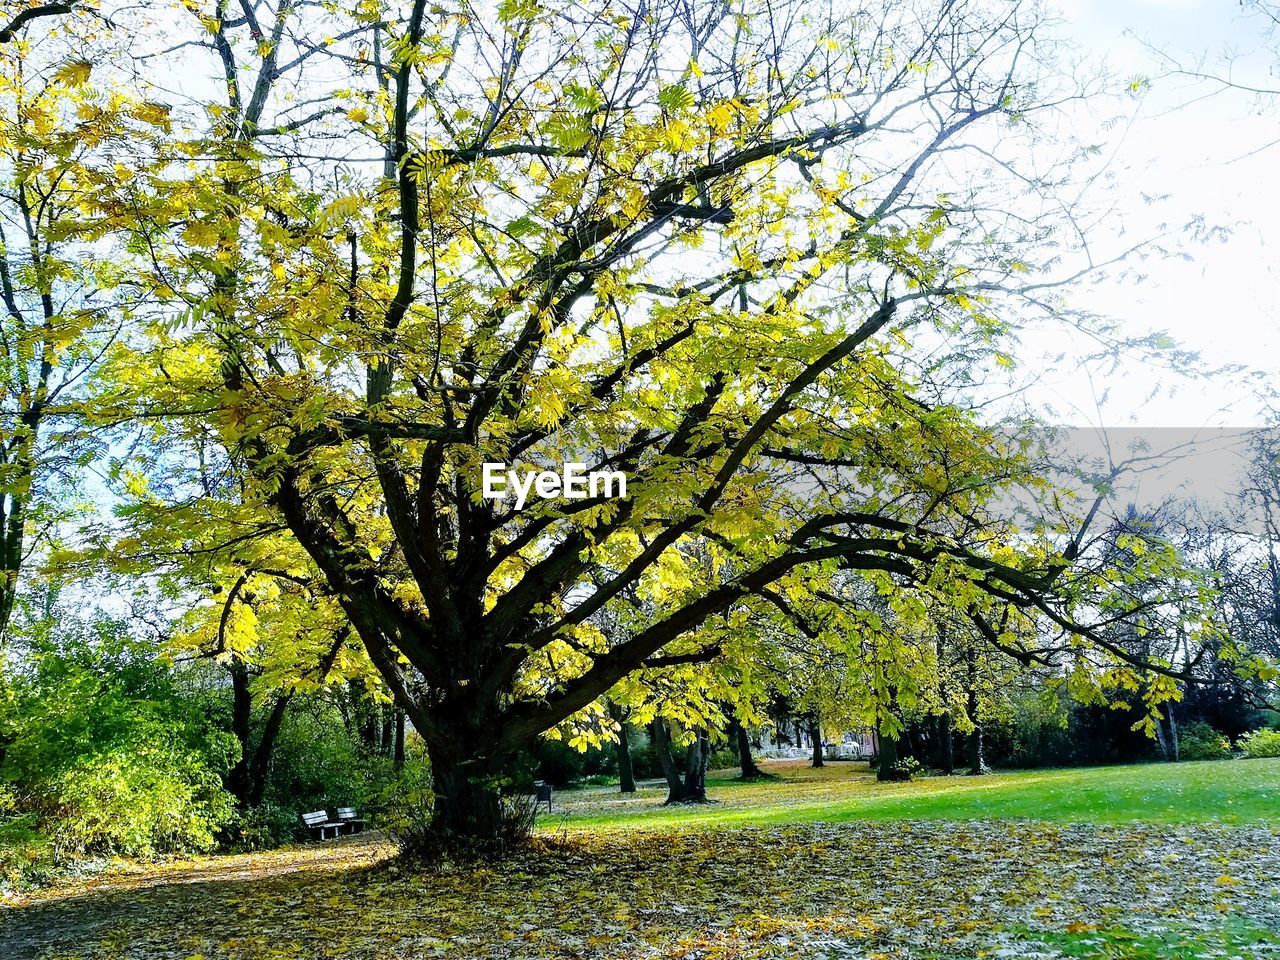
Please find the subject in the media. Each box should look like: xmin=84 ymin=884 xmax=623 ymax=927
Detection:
xmin=1033 ymin=0 xmax=1279 ymax=428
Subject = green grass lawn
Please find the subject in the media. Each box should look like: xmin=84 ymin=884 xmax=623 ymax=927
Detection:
xmin=548 ymin=756 xmax=1280 ymax=831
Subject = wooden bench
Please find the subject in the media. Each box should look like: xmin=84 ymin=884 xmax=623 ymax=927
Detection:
xmin=335 ymin=807 xmax=366 ymax=835
xmin=301 ymin=809 xmax=344 ymax=841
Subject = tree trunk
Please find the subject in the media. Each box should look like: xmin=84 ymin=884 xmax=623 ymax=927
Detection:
xmin=607 ymin=702 xmax=636 ymax=793
xmin=349 ymin=680 xmax=380 ymax=752
xmin=650 ymin=718 xmax=689 ymax=803
xmin=245 ymin=692 xmax=292 ymax=807
xmin=876 ymin=728 xmax=899 ymax=782
xmin=733 ymin=717 xmax=764 ymax=779
xmin=1154 ymin=707 xmax=1171 ymax=760
xmin=393 ymin=708 xmax=406 ymax=770
xmin=380 ymin=704 xmax=395 ymax=756
xmin=966 ymin=654 xmax=988 ymax=776
xmin=809 ymin=714 xmax=824 ymax=768
xmin=399 ymin=692 xmax=529 ymax=854
xmin=616 ymin=722 xmax=636 ymax=793
xmin=966 ymin=722 xmax=987 ymax=775
xmin=1167 ymin=707 xmax=1179 ymax=763
xmin=682 ymin=730 xmax=709 ymax=802
xmin=425 ymin=743 xmax=508 ymax=846
xmin=227 ymin=661 xmax=254 ymax=805
xmin=940 ymin=713 xmax=955 ymax=775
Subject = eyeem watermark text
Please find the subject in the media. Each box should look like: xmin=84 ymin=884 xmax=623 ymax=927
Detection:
xmin=481 ymin=463 xmax=627 ymax=509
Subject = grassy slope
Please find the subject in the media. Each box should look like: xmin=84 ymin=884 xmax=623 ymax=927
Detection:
xmin=548 ymin=757 xmax=1280 ymax=831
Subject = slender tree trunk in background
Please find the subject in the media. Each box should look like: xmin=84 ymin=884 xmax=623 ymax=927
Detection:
xmin=734 ymin=718 xmax=764 ymax=779
xmin=607 ymin=702 xmax=636 ymax=793
xmin=246 ymin=692 xmax=292 ymax=807
xmin=225 ymin=661 xmax=293 ymax=807
xmin=393 ymin=708 xmax=406 ymax=770
xmin=227 ymin=629 xmax=345 ymax=807
xmin=940 ymin=713 xmax=955 ymax=774
xmin=616 ymin=723 xmax=636 ymax=793
xmin=966 ymin=653 xmax=988 ymax=776
xmin=1154 ymin=708 xmax=1171 ymax=760
xmin=966 ymin=714 xmax=987 ymax=775
xmin=809 ymin=714 xmax=824 ymax=768
xmin=794 ymin=719 xmax=804 ymax=751
xmin=227 ymin=661 xmax=254 ymax=805
xmin=380 ymin=704 xmax=395 ymax=756
xmin=346 ymin=680 xmax=382 ymax=752
xmin=1167 ymin=707 xmax=1179 ymax=762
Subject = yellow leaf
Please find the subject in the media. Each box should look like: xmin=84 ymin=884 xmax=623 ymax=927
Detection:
xmin=55 ymin=60 xmax=92 ymax=86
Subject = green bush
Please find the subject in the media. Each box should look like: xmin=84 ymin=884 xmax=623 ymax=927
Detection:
xmin=31 ymin=740 xmax=234 ymax=858
xmin=707 ymin=748 xmax=739 ymax=771
xmin=221 ymin=802 xmax=301 ymax=852
xmin=529 ymin=738 xmax=616 ymax=788
xmin=0 ymin=807 xmax=52 ymax=889
xmin=1 ymin=621 xmax=237 ymax=865
xmin=255 ymin=702 xmax=420 ymax=833
xmin=1240 ymin=727 xmax=1280 ymax=759
xmin=1177 ymin=721 xmax=1232 ymax=761
xmin=880 ymin=756 xmax=922 ymax=782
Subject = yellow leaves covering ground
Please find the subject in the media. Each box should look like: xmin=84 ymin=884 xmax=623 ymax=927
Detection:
xmin=2 ymin=765 xmax=1277 ymax=959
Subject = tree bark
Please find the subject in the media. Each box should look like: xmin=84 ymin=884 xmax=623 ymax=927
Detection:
xmin=227 ymin=661 xmax=254 ymax=805
xmin=732 ymin=716 xmax=764 ymax=778
xmin=966 ymin=721 xmax=987 ymax=775
xmin=616 ymin=721 xmax=636 ymax=794
xmin=225 ymin=661 xmax=292 ymax=808
xmin=246 ymin=692 xmax=292 ymax=807
xmin=682 ymin=730 xmax=709 ymax=802
xmin=650 ymin=717 xmax=688 ymax=803
xmin=876 ymin=728 xmax=899 ymax=782
xmin=393 ymin=707 xmax=406 ymax=770
xmin=380 ymin=704 xmax=395 ymax=756
xmin=808 ymin=714 xmax=824 ymax=768
xmin=966 ymin=653 xmax=988 ymax=776
xmin=606 ymin=702 xmax=636 ymax=793
xmin=425 ymin=741 xmax=507 ymax=845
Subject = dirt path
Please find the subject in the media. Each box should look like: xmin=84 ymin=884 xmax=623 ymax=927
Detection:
xmin=0 ymin=834 xmax=394 ymax=958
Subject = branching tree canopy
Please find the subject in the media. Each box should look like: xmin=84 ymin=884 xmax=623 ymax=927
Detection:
xmin=41 ymin=0 xmax=1248 ymax=849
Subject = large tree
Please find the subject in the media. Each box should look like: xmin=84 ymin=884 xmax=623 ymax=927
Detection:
xmin=97 ymin=0 xmax=1224 ymax=850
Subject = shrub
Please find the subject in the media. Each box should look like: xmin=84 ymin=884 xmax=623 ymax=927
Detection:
xmin=880 ymin=757 xmax=922 ymax=782
xmin=260 ymin=705 xmax=368 ymax=814
xmin=2 ymin=624 xmax=237 ymax=863
xmin=1177 ymin=721 xmax=1232 ymax=761
xmin=367 ymin=758 xmax=436 ymax=856
xmin=530 ymin=738 xmax=616 ymax=788
xmin=707 ymin=748 xmax=739 ymax=772
xmin=372 ymin=757 xmax=535 ymax=862
xmin=221 ymin=802 xmax=301 ymax=852
xmin=0 ymin=809 xmax=52 ymax=890
xmin=1240 ymin=727 xmax=1280 ymax=759
xmin=31 ymin=740 xmax=234 ymax=858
